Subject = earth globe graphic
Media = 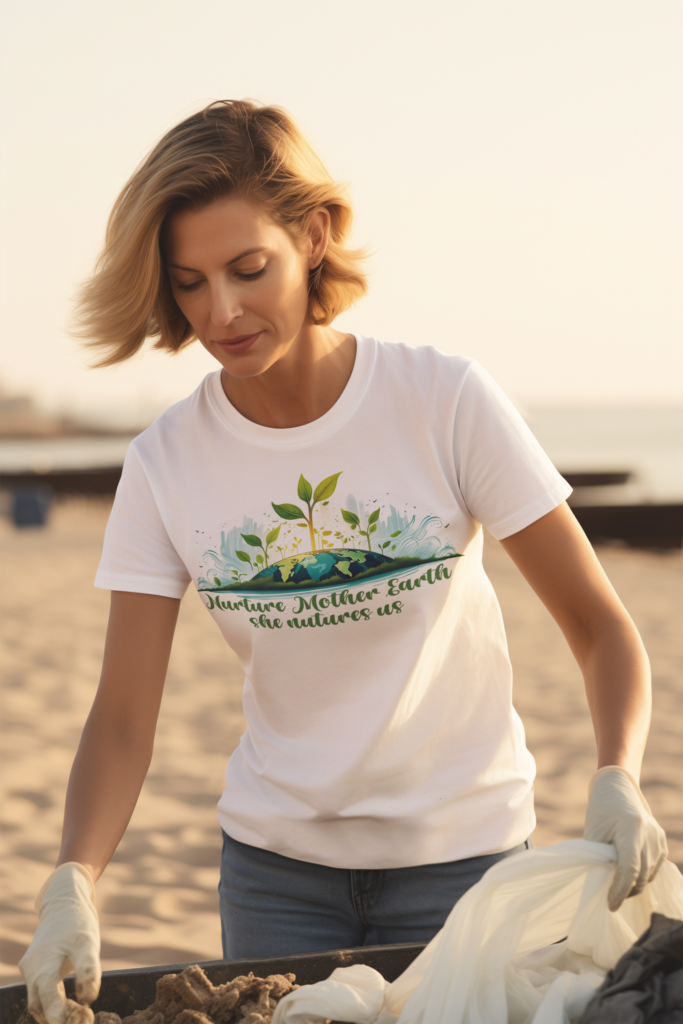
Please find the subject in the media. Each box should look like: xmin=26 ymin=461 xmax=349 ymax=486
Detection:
xmin=250 ymin=548 xmax=393 ymax=587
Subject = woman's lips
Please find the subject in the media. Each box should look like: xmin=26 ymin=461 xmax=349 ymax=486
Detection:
xmin=214 ymin=331 xmax=261 ymax=354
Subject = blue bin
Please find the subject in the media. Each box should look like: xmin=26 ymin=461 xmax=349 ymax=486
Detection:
xmin=11 ymin=485 xmax=54 ymax=527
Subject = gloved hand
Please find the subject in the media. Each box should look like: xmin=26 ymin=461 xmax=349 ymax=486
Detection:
xmin=584 ymin=766 xmax=668 ymax=912
xmin=19 ymin=863 xmax=101 ymax=1024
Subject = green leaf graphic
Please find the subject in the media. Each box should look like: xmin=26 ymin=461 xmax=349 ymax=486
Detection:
xmin=297 ymin=475 xmax=313 ymax=503
xmin=235 ymin=550 xmax=252 ymax=564
xmin=341 ymin=508 xmax=360 ymax=526
xmin=368 ymin=507 xmax=381 ymax=525
xmin=272 ymin=501 xmax=306 ymax=520
xmin=313 ymin=472 xmax=343 ymax=503
xmin=390 ymin=530 xmax=402 ymax=537
xmin=214 ymin=577 xmax=221 ymax=586
xmin=266 ymin=524 xmax=281 ymax=546
xmin=322 ymin=501 xmax=330 ymax=506
xmin=369 ymin=524 xmax=377 ymax=534
xmin=241 ymin=533 xmax=264 ymax=549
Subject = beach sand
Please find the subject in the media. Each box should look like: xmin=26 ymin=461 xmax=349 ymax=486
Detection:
xmin=1 ymin=498 xmax=681 ymax=984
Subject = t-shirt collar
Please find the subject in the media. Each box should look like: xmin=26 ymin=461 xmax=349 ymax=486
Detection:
xmin=206 ymin=333 xmax=376 ymax=450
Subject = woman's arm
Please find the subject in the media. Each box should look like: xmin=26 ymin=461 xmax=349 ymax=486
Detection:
xmin=500 ymin=502 xmax=667 ymax=909
xmin=20 ymin=591 xmax=181 ymax=1024
xmin=58 ymin=590 xmax=181 ymax=881
xmin=499 ymin=502 xmax=650 ymax=779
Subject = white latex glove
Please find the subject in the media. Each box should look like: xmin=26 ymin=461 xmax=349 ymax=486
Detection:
xmin=584 ymin=766 xmax=668 ymax=912
xmin=19 ymin=863 xmax=101 ymax=1024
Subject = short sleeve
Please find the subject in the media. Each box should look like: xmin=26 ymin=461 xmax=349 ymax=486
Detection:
xmin=453 ymin=362 xmax=572 ymax=540
xmin=95 ymin=443 xmax=191 ymax=598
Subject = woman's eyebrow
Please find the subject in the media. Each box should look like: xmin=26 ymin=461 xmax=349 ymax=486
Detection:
xmin=167 ymin=247 xmax=267 ymax=273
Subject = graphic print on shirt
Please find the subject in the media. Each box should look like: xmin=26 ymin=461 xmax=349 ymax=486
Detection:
xmin=195 ymin=470 xmax=461 ymax=604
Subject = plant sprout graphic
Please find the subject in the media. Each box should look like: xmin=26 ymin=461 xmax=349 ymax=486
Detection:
xmin=215 ymin=567 xmax=249 ymax=585
xmin=272 ymin=472 xmax=342 ymax=553
xmin=236 ymin=524 xmax=281 ymax=570
xmin=316 ymin=528 xmax=334 ymax=550
xmin=234 ymin=549 xmax=253 ymax=571
xmin=341 ymin=506 xmax=380 ymax=551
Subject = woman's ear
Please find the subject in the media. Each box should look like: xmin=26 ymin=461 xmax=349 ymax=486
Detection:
xmin=308 ymin=207 xmax=331 ymax=269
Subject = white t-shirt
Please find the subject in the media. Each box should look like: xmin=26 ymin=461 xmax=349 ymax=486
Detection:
xmin=96 ymin=337 xmax=571 ymax=869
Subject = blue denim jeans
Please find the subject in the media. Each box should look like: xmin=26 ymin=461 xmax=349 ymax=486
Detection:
xmin=219 ymin=830 xmax=532 ymax=959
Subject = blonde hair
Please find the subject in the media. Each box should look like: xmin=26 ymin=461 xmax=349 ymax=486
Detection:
xmin=74 ymin=100 xmax=368 ymax=366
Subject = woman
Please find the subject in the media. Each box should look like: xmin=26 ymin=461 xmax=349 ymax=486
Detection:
xmin=20 ymin=101 xmax=667 ymax=1024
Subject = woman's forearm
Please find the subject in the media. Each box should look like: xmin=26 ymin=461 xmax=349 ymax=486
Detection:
xmin=578 ymin=617 xmax=651 ymax=782
xmin=58 ymin=701 xmax=156 ymax=882
xmin=501 ymin=504 xmax=653 ymax=782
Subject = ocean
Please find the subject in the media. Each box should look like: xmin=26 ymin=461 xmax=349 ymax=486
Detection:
xmin=1 ymin=407 xmax=681 ymax=502
xmin=524 ymin=406 xmax=682 ymax=503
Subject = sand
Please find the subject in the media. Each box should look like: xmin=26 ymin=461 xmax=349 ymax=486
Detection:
xmin=1 ymin=499 xmax=681 ymax=986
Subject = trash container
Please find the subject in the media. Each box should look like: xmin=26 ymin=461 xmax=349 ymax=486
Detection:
xmin=0 ymin=943 xmax=424 ymax=1023
xmin=11 ymin=484 xmax=54 ymax=528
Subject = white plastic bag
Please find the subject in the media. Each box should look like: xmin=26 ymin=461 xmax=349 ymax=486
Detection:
xmin=272 ymin=840 xmax=683 ymax=1024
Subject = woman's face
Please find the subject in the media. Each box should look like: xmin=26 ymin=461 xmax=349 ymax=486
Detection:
xmin=165 ymin=196 xmax=322 ymax=379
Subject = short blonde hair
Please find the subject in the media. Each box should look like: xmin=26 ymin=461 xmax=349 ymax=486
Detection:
xmin=74 ymin=101 xmax=368 ymax=366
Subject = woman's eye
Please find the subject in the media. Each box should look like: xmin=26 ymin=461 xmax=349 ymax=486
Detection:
xmin=236 ymin=267 xmax=266 ymax=280
xmin=173 ymin=266 xmax=265 ymax=289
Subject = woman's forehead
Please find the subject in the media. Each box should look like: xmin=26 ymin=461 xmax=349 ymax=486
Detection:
xmin=164 ymin=196 xmax=286 ymax=266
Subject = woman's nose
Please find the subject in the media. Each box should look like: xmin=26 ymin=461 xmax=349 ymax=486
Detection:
xmin=209 ymin=282 xmax=242 ymax=327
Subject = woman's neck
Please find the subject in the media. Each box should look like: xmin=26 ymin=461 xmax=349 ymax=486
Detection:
xmin=220 ymin=328 xmax=356 ymax=429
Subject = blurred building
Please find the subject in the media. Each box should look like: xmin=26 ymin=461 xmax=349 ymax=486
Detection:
xmin=0 ymin=389 xmax=65 ymax=438
xmin=0 ymin=385 xmax=139 ymax=438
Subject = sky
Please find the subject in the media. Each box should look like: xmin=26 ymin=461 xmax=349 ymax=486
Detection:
xmin=0 ymin=0 xmax=681 ymax=423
